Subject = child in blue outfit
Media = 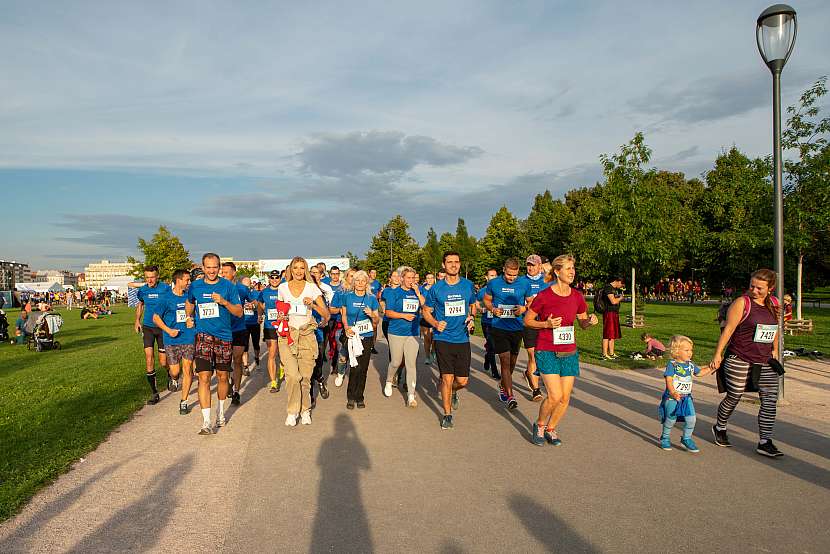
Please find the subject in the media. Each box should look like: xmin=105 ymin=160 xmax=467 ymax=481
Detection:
xmin=658 ymin=335 xmax=714 ymax=452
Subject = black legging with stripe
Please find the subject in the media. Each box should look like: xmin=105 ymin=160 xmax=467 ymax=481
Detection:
xmin=716 ymin=354 xmax=779 ymax=441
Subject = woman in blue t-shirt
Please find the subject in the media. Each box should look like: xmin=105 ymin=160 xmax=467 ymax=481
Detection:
xmin=382 ymin=266 xmax=426 ymax=407
xmin=340 ymin=270 xmax=380 ymax=409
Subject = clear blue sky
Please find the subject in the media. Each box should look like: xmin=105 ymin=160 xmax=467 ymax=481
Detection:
xmin=2 ymin=1 xmax=828 ymax=270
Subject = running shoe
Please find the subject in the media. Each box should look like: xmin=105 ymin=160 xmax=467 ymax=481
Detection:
xmin=711 ymin=425 xmax=732 ymax=447
xmin=451 ymin=392 xmax=459 ymax=410
xmin=498 ymin=386 xmax=509 ymax=403
xmin=167 ymin=378 xmax=178 ymax=392
xmin=198 ymin=425 xmax=213 ymax=436
xmin=531 ymin=423 xmax=546 ymax=446
xmin=147 ymin=393 xmax=160 ymax=405
xmin=506 ymin=396 xmax=518 ymax=410
xmin=545 ymin=429 xmax=562 ymax=446
xmin=179 ymin=401 xmax=189 ymax=415
xmin=285 ymin=413 xmax=297 ymax=427
xmin=660 ymin=437 xmax=672 ymax=451
xmin=319 ymin=381 xmax=330 ymax=399
xmin=357 ymin=401 xmax=366 ymax=409
xmin=346 ymin=400 xmax=355 ymax=410
xmin=275 ymin=379 xmax=282 ymax=392
xmin=335 ymin=374 xmax=344 ymax=387
xmin=216 ymin=414 xmax=226 ymax=428
xmin=384 ymin=382 xmax=393 ymax=397
xmin=269 ymin=380 xmax=278 ymax=393
xmin=440 ymin=414 xmax=454 ymax=429
xmin=407 ymin=394 xmax=417 ymax=408
xmin=680 ymin=438 xmax=700 ymax=453
xmin=231 ymin=391 xmax=241 ymax=405
xmin=531 ymin=388 xmax=543 ymax=402
xmin=490 ymin=368 xmax=501 ymax=380
xmin=756 ymin=441 xmax=783 ymax=458
xmin=300 ymin=411 xmax=312 ymax=425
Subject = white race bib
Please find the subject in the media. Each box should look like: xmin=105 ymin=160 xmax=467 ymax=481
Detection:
xmin=402 ymin=298 xmax=419 ymax=313
xmin=290 ymin=301 xmax=308 ymax=316
xmin=266 ymin=308 xmax=279 ymax=321
xmin=753 ymin=324 xmax=777 ymax=344
xmin=198 ymin=302 xmax=219 ymax=319
xmin=553 ymin=325 xmax=575 ymax=345
xmin=243 ymin=303 xmax=255 ymax=316
xmin=672 ymin=377 xmax=693 ymax=395
xmin=175 ymin=309 xmax=187 ymax=324
xmin=353 ymin=319 xmax=372 ymax=334
xmin=445 ymin=299 xmax=466 ymax=317
xmin=498 ymin=304 xmax=517 ymax=318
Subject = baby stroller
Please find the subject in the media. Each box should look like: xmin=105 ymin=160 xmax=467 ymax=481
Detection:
xmin=0 ymin=310 xmax=9 ymax=342
xmin=28 ymin=312 xmax=63 ymax=351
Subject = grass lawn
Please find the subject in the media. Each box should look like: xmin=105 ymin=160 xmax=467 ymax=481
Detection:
xmin=0 ymin=306 xmax=157 ymax=521
xmin=0 ymin=301 xmax=827 ymax=521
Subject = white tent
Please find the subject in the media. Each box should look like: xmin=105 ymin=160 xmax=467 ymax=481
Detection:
xmin=260 ymin=257 xmax=350 ymax=272
xmin=103 ymin=276 xmax=135 ymax=293
xmin=16 ymin=282 xmax=64 ymax=293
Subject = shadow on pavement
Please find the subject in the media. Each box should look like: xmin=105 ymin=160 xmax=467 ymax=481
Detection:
xmin=311 ymin=414 xmax=373 ymax=554
xmin=65 ymin=453 xmax=195 ymax=553
xmin=508 ymin=493 xmax=599 ymax=553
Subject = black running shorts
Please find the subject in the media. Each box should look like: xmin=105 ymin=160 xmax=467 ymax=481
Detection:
xmin=232 ymin=329 xmax=249 ymax=348
xmin=263 ymin=327 xmax=279 ymax=341
xmin=522 ymin=326 xmax=539 ymax=350
xmin=435 ymin=341 xmax=471 ymax=377
xmin=142 ymin=325 xmax=165 ymax=352
xmin=490 ymin=327 xmax=522 ymax=355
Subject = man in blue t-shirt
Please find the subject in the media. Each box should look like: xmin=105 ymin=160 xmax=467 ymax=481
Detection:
xmin=241 ymin=276 xmax=262 ymax=375
xmin=367 ymin=269 xmax=382 ymax=353
xmin=423 ymin=251 xmax=477 ymax=430
xmin=258 ymin=270 xmax=284 ymax=393
xmin=152 ymin=269 xmax=197 ymax=416
xmin=517 ymin=254 xmax=550 ymax=402
xmin=186 ymin=253 xmax=242 ymax=435
xmin=222 ymin=262 xmax=252 ymax=407
xmin=484 ymin=258 xmax=533 ymax=410
xmin=477 ymin=268 xmax=500 ymax=380
xmin=133 ymin=265 xmax=172 ymax=405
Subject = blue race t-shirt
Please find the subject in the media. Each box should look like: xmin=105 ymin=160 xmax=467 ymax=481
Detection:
xmin=156 ymin=289 xmax=196 ymax=346
xmin=425 ymin=278 xmax=476 ymax=344
xmin=258 ymin=287 xmax=281 ymax=327
xmin=369 ymin=279 xmax=382 ymax=296
xmin=380 ymin=285 xmax=399 ymax=322
xmin=341 ymin=291 xmax=379 ymax=337
xmin=476 ymin=287 xmax=494 ymax=324
xmin=486 ymin=276 xmax=532 ymax=332
xmin=329 ymin=283 xmax=346 ymax=322
xmin=231 ymin=282 xmax=250 ymax=333
xmin=137 ymin=281 xmax=171 ymax=327
xmin=664 ymin=360 xmax=701 ymax=396
xmin=243 ymin=287 xmax=259 ymax=326
xmin=187 ymin=277 xmax=240 ymax=342
xmin=387 ymin=286 xmax=421 ymax=337
xmin=521 ymin=273 xmax=551 ymax=297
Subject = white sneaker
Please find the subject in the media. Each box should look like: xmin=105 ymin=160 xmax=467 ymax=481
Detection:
xmin=248 ymin=360 xmax=257 ymax=371
xmin=384 ymin=382 xmax=393 ymax=397
xmin=216 ymin=414 xmax=226 ymax=427
xmin=334 ymin=374 xmax=344 ymax=387
xmin=408 ymin=394 xmax=417 ymax=408
xmin=285 ymin=413 xmax=298 ymax=427
xmin=300 ymin=410 xmax=312 ymax=425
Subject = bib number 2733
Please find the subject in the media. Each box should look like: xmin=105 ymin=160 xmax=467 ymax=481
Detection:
xmin=198 ymin=302 xmax=219 ymax=319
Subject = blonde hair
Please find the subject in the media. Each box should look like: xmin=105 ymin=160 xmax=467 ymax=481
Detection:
xmin=342 ymin=268 xmax=356 ymax=291
xmin=669 ymin=335 xmax=694 ymax=359
xmin=398 ymin=266 xmax=416 ymax=278
xmin=548 ymin=254 xmax=575 ymax=281
xmin=286 ymin=256 xmax=312 ymax=283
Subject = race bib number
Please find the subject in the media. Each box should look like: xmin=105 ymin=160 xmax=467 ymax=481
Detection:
xmin=484 ymin=310 xmax=492 ymax=319
xmin=553 ymin=325 xmax=575 ymax=345
xmin=243 ymin=303 xmax=255 ymax=316
xmin=266 ymin=308 xmax=279 ymax=321
xmin=673 ymin=377 xmax=693 ymax=395
xmin=753 ymin=324 xmax=777 ymax=344
xmin=353 ymin=319 xmax=372 ymax=334
xmin=290 ymin=302 xmax=308 ymax=316
xmin=198 ymin=302 xmax=219 ymax=319
xmin=498 ymin=304 xmax=517 ymax=318
xmin=402 ymin=298 xmax=419 ymax=313
xmin=445 ymin=299 xmax=466 ymax=317
xmin=175 ymin=309 xmax=187 ymax=324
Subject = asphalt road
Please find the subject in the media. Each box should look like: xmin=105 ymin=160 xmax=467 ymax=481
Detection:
xmin=1 ymin=335 xmax=828 ymax=553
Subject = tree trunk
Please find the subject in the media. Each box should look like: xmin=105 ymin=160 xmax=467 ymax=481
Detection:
xmin=797 ymin=253 xmax=803 ymax=320
xmin=631 ymin=266 xmax=636 ymax=320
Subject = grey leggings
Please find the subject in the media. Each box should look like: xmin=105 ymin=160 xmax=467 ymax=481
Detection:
xmin=387 ymin=334 xmax=419 ymax=393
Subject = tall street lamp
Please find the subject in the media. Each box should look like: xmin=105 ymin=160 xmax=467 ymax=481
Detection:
xmin=756 ymin=4 xmax=797 ymax=399
xmin=388 ymin=229 xmax=395 ymax=275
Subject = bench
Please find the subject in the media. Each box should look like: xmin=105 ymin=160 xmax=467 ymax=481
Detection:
xmin=784 ymin=319 xmax=814 ymax=335
xmin=625 ymin=314 xmax=645 ymax=328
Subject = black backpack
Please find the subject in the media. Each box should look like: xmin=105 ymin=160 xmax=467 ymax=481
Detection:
xmin=593 ymin=288 xmax=607 ymax=314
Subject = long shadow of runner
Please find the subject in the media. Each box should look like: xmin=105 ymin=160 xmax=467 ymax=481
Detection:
xmin=66 ymin=453 xmax=195 ymax=553
xmin=311 ymin=414 xmax=373 ymax=554
xmin=508 ymin=493 xmax=599 ymax=553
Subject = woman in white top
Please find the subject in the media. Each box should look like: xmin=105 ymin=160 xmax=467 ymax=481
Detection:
xmin=277 ymin=257 xmax=329 ymax=426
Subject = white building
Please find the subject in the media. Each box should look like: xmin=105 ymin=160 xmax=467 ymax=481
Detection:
xmin=260 ymin=257 xmax=350 ymax=273
xmin=83 ymin=260 xmax=133 ymax=289
xmin=33 ymin=270 xmax=79 ymax=287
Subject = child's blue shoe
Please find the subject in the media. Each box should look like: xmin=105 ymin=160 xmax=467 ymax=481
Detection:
xmin=660 ymin=437 xmax=672 ymax=450
xmin=680 ymin=438 xmax=700 ymax=453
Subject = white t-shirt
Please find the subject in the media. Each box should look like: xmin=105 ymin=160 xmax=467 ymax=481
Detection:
xmin=318 ymin=282 xmax=335 ymax=305
xmin=278 ymin=281 xmax=322 ymax=329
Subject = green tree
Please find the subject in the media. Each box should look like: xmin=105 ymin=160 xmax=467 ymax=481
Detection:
xmin=236 ymin=265 xmax=259 ymax=278
xmin=364 ymin=215 xmax=421 ymax=282
xmin=475 ymin=206 xmax=526 ymax=277
xmin=128 ymin=226 xmax=193 ymax=282
xmin=346 ymin=251 xmax=364 ymax=271
xmin=526 ymin=190 xmax=575 ymax=259
xmin=783 ymin=76 xmax=830 ymax=317
xmin=438 ymin=232 xmax=456 ymax=258
xmin=421 ymin=228 xmax=442 ymax=275
xmin=455 ymin=218 xmax=477 ymax=278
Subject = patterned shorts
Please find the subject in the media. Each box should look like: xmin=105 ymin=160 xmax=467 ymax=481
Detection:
xmin=195 ymin=332 xmax=232 ymax=372
xmin=166 ymin=343 xmax=195 ymax=366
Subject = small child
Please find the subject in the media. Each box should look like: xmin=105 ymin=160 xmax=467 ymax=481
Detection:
xmin=640 ymin=333 xmax=666 ymax=360
xmin=658 ymin=335 xmax=714 ymax=452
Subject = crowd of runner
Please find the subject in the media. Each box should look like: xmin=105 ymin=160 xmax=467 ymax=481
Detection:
xmin=132 ymin=252 xmax=785 ymax=457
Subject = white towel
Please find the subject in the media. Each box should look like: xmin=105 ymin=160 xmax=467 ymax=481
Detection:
xmin=348 ymin=330 xmax=364 ymax=367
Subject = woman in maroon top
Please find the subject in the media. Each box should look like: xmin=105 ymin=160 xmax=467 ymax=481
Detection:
xmin=710 ymin=269 xmax=782 ymax=457
xmin=524 ymin=255 xmax=598 ymax=446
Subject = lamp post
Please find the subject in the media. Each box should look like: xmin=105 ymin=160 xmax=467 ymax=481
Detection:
xmin=757 ymin=4 xmax=797 ymax=401
xmin=388 ymin=229 xmax=395 ymax=275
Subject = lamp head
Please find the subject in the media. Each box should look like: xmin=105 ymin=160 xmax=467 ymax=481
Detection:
xmin=756 ymin=4 xmax=797 ymax=73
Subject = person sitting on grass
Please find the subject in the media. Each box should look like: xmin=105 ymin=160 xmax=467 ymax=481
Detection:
xmin=80 ymin=305 xmax=99 ymax=320
xmin=640 ymin=333 xmax=666 ymax=360
xmin=15 ymin=308 xmax=28 ymax=344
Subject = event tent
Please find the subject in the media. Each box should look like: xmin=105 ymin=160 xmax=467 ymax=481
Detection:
xmin=103 ymin=276 xmax=135 ymax=293
xmin=15 ymin=282 xmax=64 ymax=293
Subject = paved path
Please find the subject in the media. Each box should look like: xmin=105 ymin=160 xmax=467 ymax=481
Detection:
xmin=2 ymin=336 xmax=828 ymax=553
